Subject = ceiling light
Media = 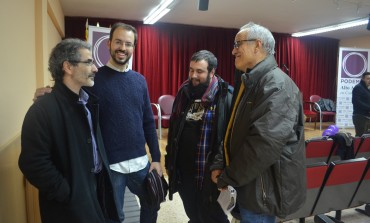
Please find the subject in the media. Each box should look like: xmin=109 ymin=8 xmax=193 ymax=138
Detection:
xmin=143 ymin=0 xmax=174 ymax=24
xmin=292 ymin=17 xmax=369 ymax=37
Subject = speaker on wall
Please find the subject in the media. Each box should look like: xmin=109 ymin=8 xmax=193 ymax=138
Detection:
xmin=198 ymin=0 xmax=209 ymax=11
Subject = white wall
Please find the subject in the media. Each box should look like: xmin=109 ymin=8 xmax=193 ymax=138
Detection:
xmin=0 ymin=0 xmax=63 ymax=222
xmin=340 ymin=34 xmax=370 ymax=49
xmin=0 ymin=0 xmax=36 ymax=148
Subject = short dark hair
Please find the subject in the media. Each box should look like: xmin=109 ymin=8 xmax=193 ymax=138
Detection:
xmin=48 ymin=38 xmax=91 ymax=83
xmin=362 ymin=71 xmax=370 ymax=79
xmin=190 ymin=50 xmax=217 ymax=73
xmin=109 ymin=22 xmax=138 ymax=46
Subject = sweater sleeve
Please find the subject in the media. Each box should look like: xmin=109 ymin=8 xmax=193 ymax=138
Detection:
xmin=142 ymin=82 xmax=161 ymax=162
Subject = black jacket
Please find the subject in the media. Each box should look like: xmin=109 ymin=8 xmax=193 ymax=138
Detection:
xmin=217 ymin=55 xmax=306 ymax=218
xmin=352 ymin=79 xmax=370 ymax=116
xmin=165 ymin=75 xmax=232 ymax=200
xmin=19 ymin=82 xmax=118 ymax=223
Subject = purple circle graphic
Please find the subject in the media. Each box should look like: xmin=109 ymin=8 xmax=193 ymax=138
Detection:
xmin=342 ymin=52 xmax=367 ymax=78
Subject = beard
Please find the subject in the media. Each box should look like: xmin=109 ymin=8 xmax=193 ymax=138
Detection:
xmin=188 ymin=74 xmax=211 ymax=99
xmin=110 ymin=49 xmax=132 ymax=66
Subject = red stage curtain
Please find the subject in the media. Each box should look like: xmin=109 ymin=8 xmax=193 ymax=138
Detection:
xmin=65 ymin=17 xmax=339 ymax=103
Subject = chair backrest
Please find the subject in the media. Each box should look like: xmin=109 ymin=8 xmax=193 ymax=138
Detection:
xmin=311 ymin=158 xmax=368 ymax=216
xmin=282 ymin=162 xmax=328 ymax=221
xmin=151 ymin=103 xmax=159 ymax=116
xmin=310 ymin=95 xmax=321 ymax=103
xmin=349 ymin=158 xmax=370 ymax=208
xmin=158 ymin=95 xmax=175 ymax=116
xmin=326 ymin=142 xmax=341 ymax=163
xmin=305 ymin=139 xmax=335 ymax=164
xmin=355 ymin=134 xmax=370 ymax=158
xmin=353 ymin=137 xmax=362 ymax=156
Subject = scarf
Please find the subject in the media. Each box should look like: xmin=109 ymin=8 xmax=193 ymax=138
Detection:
xmin=174 ymin=75 xmax=219 ymax=189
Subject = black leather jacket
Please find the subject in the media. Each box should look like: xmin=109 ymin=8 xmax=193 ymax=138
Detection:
xmin=165 ymin=75 xmax=232 ymax=200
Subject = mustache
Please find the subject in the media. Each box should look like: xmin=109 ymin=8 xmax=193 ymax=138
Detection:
xmin=116 ymin=50 xmax=128 ymax=55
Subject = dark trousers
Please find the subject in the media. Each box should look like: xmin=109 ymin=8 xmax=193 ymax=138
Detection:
xmin=177 ymin=173 xmax=229 ymax=223
xmin=353 ymin=114 xmax=370 ymax=137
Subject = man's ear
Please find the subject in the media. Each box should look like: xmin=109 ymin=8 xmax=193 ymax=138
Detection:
xmin=210 ymin=68 xmax=215 ymax=78
xmin=62 ymin=61 xmax=73 ymax=76
xmin=255 ymin=39 xmax=263 ymax=53
xmin=107 ymin=39 xmax=111 ymax=49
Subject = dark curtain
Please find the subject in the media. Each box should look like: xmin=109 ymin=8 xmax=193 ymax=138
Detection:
xmin=65 ymin=17 xmax=339 ymax=103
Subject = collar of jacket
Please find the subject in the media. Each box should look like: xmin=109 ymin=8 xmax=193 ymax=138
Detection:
xmin=360 ymin=79 xmax=370 ymax=90
xmin=180 ymin=75 xmax=222 ymax=105
xmin=172 ymin=75 xmax=223 ymax=117
xmin=242 ymin=55 xmax=278 ymax=87
xmin=53 ymin=82 xmax=99 ymax=105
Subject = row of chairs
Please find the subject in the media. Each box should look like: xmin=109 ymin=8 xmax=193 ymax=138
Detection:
xmin=305 ymin=134 xmax=370 ymax=165
xmin=280 ymin=134 xmax=370 ymax=222
xmin=282 ymin=157 xmax=370 ymax=222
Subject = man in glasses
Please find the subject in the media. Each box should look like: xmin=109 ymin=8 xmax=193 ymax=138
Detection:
xmin=33 ymin=23 xmax=162 ymax=223
xmin=212 ymin=22 xmax=306 ymax=223
xmin=19 ymin=38 xmax=119 ymax=223
xmin=166 ymin=50 xmax=233 ymax=223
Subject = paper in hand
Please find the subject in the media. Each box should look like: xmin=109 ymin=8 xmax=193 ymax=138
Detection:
xmin=217 ymin=185 xmax=237 ymax=213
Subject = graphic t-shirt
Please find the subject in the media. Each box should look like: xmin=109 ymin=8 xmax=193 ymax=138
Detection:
xmin=177 ymin=99 xmax=205 ymax=174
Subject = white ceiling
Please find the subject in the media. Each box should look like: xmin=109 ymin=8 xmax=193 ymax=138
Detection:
xmin=60 ymin=0 xmax=370 ymax=40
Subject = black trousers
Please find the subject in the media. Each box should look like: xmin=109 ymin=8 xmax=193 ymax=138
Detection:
xmin=177 ymin=172 xmax=229 ymax=223
xmin=353 ymin=114 xmax=370 ymax=137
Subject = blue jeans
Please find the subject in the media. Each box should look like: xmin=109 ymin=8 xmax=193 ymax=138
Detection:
xmin=109 ymin=163 xmax=158 ymax=223
xmin=239 ymin=206 xmax=275 ymax=223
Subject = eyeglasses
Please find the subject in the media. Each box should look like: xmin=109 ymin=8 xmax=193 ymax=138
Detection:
xmin=114 ymin=40 xmax=134 ymax=48
xmin=233 ymin=39 xmax=257 ymax=49
xmin=69 ymin=59 xmax=95 ymax=66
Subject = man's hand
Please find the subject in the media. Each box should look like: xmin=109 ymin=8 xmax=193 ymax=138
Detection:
xmin=33 ymin=86 xmax=52 ymax=102
xmin=149 ymin=162 xmax=163 ymax=177
xmin=211 ymin=169 xmax=222 ymax=184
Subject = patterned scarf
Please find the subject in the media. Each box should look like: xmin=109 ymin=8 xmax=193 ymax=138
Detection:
xmin=173 ymin=75 xmax=219 ymax=189
xmin=171 ymin=76 xmax=223 ymax=190
xmin=195 ymin=75 xmax=218 ymax=189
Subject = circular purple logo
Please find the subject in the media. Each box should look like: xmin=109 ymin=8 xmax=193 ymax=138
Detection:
xmin=342 ymin=52 xmax=367 ymax=78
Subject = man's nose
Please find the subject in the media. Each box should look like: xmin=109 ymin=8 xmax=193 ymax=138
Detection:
xmin=92 ymin=64 xmax=98 ymax=72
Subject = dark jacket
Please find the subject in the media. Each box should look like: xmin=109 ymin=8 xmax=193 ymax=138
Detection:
xmin=165 ymin=75 xmax=232 ymax=200
xmin=19 ymin=82 xmax=118 ymax=223
xmin=217 ymin=55 xmax=306 ymax=218
xmin=352 ymin=79 xmax=370 ymax=117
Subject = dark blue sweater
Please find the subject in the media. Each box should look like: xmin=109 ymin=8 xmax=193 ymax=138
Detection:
xmin=90 ymin=66 xmax=160 ymax=164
